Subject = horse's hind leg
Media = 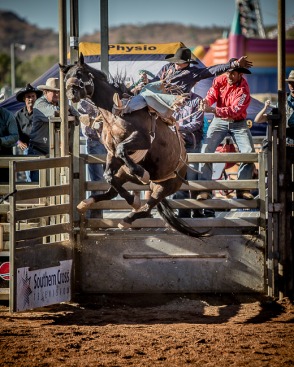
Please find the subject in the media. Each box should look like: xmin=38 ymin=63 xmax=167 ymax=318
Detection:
xmin=118 ymin=184 xmax=165 ymax=227
xmin=118 ymin=200 xmax=156 ymax=229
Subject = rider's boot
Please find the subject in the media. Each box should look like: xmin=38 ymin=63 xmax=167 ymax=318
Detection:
xmin=112 ymin=93 xmax=129 ymax=116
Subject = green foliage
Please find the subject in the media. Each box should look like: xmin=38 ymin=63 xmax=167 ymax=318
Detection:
xmin=0 ymin=53 xmax=58 ymax=91
xmin=0 ymin=53 xmax=11 ymax=85
xmin=17 ymin=55 xmax=58 ymax=84
xmin=287 ymin=28 xmax=294 ymax=39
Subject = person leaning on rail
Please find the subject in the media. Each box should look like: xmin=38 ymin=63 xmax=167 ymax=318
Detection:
xmin=15 ymin=83 xmax=42 ymax=182
xmin=28 ymin=78 xmax=79 ymax=182
xmin=0 ymin=106 xmax=19 ymax=182
xmin=197 ymin=64 xmax=255 ymax=201
xmin=172 ymin=91 xmax=214 ymax=218
xmin=255 ymin=69 xmax=294 ymax=147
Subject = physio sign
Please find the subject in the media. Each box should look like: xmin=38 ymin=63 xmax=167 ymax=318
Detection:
xmin=16 ymin=260 xmax=72 ymax=312
xmin=79 ymin=41 xmax=185 ymax=56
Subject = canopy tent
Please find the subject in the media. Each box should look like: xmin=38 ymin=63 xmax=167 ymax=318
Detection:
xmin=0 ymin=42 xmax=266 ymax=136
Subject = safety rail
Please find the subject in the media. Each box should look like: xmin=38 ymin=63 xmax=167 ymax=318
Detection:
xmin=0 ymin=156 xmax=74 ymax=306
xmin=9 ymin=156 xmax=73 ymax=245
xmin=0 ymin=155 xmax=74 ymax=303
xmin=79 ymin=151 xmax=266 ymax=234
xmin=0 ymin=156 xmax=47 ymax=255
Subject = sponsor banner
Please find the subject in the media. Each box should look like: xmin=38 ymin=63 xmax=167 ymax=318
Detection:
xmin=79 ymin=42 xmax=185 ymax=56
xmin=16 ymin=260 xmax=72 ymax=312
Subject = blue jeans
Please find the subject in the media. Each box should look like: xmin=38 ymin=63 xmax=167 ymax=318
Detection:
xmin=200 ymin=118 xmax=255 ymax=183
xmin=124 ymin=94 xmax=147 ymax=113
xmin=173 ymin=145 xmax=201 ymax=217
xmin=86 ymin=139 xmax=107 ymax=218
xmin=124 ymin=85 xmax=176 ymax=118
xmin=22 ymin=148 xmax=32 ymax=182
xmin=27 ymin=146 xmax=41 ymax=183
xmin=87 ymin=139 xmax=107 ymax=184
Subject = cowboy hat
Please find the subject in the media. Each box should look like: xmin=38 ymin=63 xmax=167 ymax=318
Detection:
xmin=37 ymin=78 xmax=60 ymax=91
xmin=227 ymin=66 xmax=252 ymax=74
xmin=165 ymin=47 xmax=198 ymax=64
xmin=285 ymin=70 xmax=294 ymax=82
xmin=16 ymin=83 xmax=43 ymax=102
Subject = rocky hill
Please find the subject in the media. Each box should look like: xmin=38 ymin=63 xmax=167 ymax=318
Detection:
xmin=0 ymin=10 xmax=228 ymax=60
xmin=0 ymin=11 xmax=58 ymax=59
xmin=82 ymin=23 xmax=227 ymax=47
xmin=1 ymin=10 xmax=289 ymax=62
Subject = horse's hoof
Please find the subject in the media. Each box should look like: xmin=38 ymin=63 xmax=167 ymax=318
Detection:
xmin=137 ymin=170 xmax=150 ymax=184
xmin=118 ymin=220 xmax=131 ymax=229
xmin=77 ymin=198 xmax=95 ymax=213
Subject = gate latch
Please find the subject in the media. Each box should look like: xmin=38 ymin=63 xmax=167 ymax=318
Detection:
xmin=268 ymin=203 xmax=283 ymax=213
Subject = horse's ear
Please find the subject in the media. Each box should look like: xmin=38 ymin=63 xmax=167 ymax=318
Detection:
xmin=78 ymin=53 xmax=84 ymax=65
xmin=59 ymin=63 xmax=71 ymax=74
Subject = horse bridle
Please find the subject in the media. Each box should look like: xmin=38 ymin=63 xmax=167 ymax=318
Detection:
xmin=65 ymin=72 xmax=94 ymax=98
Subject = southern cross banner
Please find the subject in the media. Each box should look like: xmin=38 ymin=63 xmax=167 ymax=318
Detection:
xmin=16 ymin=260 xmax=72 ymax=312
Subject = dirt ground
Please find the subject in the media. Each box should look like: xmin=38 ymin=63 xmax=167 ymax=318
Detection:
xmin=0 ymin=294 xmax=293 ymax=367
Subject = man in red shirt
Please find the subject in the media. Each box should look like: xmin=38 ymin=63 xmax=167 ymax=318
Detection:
xmin=197 ymin=65 xmax=255 ymax=200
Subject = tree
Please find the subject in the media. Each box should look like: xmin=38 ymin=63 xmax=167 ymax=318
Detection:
xmin=0 ymin=53 xmax=11 ymax=86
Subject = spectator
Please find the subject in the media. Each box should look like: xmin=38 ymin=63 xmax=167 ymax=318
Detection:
xmin=15 ymin=83 xmax=42 ymax=182
xmin=112 ymin=47 xmax=252 ymax=119
xmin=198 ymin=65 xmax=255 ymax=200
xmin=172 ymin=92 xmax=209 ymax=218
xmin=255 ymin=70 xmax=294 ymax=146
xmin=78 ymin=98 xmax=107 ymax=218
xmin=28 ymin=78 xmax=79 ymax=182
xmin=0 ymin=106 xmax=19 ymax=182
xmin=285 ymin=70 xmax=294 ymax=145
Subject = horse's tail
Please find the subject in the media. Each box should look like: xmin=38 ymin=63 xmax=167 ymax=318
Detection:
xmin=157 ymin=198 xmax=210 ymax=238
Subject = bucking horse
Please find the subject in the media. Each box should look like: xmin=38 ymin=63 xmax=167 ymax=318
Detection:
xmin=60 ymin=54 xmax=207 ymax=237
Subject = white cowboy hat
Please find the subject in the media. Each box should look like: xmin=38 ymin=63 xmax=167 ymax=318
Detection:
xmin=285 ymin=70 xmax=294 ymax=82
xmin=37 ymin=78 xmax=60 ymax=91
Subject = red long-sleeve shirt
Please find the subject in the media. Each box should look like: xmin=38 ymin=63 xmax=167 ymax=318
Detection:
xmin=205 ymin=74 xmax=251 ymax=121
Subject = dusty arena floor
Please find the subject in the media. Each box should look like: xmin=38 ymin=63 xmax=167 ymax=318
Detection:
xmin=0 ymin=294 xmax=293 ymax=367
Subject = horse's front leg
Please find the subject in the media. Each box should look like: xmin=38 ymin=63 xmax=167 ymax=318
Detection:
xmin=105 ymin=165 xmax=142 ymax=209
xmin=116 ymin=131 xmax=151 ymax=184
xmin=77 ymin=155 xmax=129 ymax=213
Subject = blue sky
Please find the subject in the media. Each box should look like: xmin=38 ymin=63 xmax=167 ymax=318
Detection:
xmin=0 ymin=0 xmax=293 ymax=36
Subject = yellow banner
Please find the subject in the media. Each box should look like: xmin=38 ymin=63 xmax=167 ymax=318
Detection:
xmin=79 ymin=42 xmax=185 ymax=56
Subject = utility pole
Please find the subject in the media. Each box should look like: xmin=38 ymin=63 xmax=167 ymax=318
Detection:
xmin=10 ymin=43 xmax=26 ymax=94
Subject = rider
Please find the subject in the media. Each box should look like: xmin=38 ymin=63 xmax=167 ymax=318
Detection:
xmin=112 ymin=47 xmax=253 ymax=119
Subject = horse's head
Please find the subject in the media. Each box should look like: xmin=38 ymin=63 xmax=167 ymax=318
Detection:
xmin=60 ymin=53 xmax=95 ymax=103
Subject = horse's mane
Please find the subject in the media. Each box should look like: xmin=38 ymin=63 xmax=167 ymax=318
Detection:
xmin=109 ymin=72 xmax=132 ymax=95
xmin=87 ymin=64 xmax=131 ymax=95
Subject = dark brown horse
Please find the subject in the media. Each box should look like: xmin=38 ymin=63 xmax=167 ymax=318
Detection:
xmin=60 ymin=54 xmax=206 ymax=237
